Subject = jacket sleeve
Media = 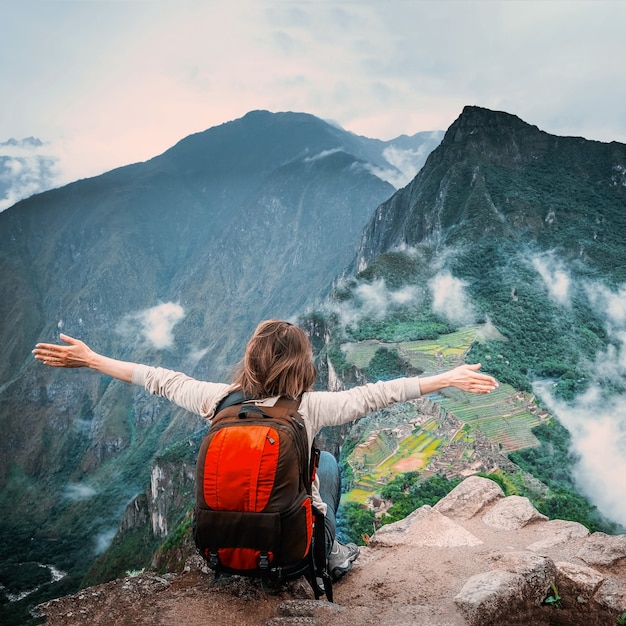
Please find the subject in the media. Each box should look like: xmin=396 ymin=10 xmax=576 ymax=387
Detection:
xmin=301 ymin=377 xmax=422 ymax=431
xmin=132 ymin=364 xmax=231 ymax=418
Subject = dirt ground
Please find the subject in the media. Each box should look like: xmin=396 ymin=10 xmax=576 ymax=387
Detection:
xmin=36 ymin=506 xmax=624 ymax=626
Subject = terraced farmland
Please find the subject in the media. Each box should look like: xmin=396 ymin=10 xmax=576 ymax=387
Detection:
xmin=340 ymin=325 xmax=546 ymax=504
xmin=436 ymin=384 xmax=543 ymax=451
xmin=346 ymin=424 xmax=444 ymax=502
xmin=341 ymin=326 xmax=482 ymax=372
xmin=341 ymin=325 xmax=544 ymax=452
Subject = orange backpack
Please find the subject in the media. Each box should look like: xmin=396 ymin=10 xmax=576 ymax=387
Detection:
xmin=194 ymin=392 xmax=332 ymax=600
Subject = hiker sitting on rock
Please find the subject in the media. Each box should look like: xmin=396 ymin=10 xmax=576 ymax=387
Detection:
xmin=33 ymin=319 xmax=498 ymax=582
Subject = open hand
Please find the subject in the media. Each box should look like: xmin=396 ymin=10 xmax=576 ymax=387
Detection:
xmin=447 ymin=363 xmax=499 ymax=394
xmin=33 ymin=334 xmax=93 ymax=368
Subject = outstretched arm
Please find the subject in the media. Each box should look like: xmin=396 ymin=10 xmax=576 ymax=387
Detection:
xmin=418 ymin=363 xmax=498 ymax=395
xmin=33 ymin=334 xmax=135 ymax=383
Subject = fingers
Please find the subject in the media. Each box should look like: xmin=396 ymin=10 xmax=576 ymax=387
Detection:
xmin=33 ymin=344 xmax=63 ymax=365
xmin=456 ymin=364 xmax=498 ymax=393
xmin=33 ymin=337 xmax=77 ymax=367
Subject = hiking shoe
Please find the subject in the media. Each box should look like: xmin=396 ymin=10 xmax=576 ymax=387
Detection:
xmin=328 ymin=540 xmax=360 ymax=581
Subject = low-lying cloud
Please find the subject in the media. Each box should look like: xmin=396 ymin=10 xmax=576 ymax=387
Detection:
xmin=326 ymin=263 xmax=479 ymax=331
xmin=303 ymin=148 xmax=343 ymax=163
xmin=534 ymin=380 xmax=626 ymax=527
xmin=429 ymin=270 xmax=476 ymax=326
xmin=532 ymin=277 xmax=626 ymax=527
xmin=117 ymin=302 xmax=185 ymax=349
xmin=64 ymin=483 xmax=97 ymax=501
xmin=328 ymin=278 xmax=422 ymax=328
xmin=94 ymin=527 xmax=117 ymax=555
xmin=364 ymin=146 xmax=426 ymax=189
xmin=532 ymin=253 xmax=571 ymax=307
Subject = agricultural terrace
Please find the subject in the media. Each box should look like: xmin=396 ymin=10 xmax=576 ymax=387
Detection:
xmin=340 ymin=325 xmax=546 ymax=504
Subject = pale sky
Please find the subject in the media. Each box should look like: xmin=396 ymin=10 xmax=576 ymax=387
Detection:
xmin=2 ymin=0 xmax=626 ymax=186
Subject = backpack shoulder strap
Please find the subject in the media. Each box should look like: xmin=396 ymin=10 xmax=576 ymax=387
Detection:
xmin=213 ymin=390 xmax=247 ymax=417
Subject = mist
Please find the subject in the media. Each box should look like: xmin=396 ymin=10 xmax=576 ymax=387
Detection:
xmin=327 ymin=278 xmax=422 ymax=328
xmin=531 ymin=270 xmax=626 ymax=527
xmin=534 ymin=380 xmax=626 ymax=527
xmin=429 ymin=270 xmax=476 ymax=326
xmin=116 ymin=302 xmax=185 ymax=349
xmin=64 ymin=483 xmax=97 ymax=501
xmin=532 ymin=253 xmax=571 ymax=307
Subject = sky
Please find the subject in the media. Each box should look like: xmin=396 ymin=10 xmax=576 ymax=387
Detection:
xmin=2 ymin=0 xmax=626 ymax=192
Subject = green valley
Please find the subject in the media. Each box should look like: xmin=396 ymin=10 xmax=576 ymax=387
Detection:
xmin=338 ymin=325 xmax=545 ymax=506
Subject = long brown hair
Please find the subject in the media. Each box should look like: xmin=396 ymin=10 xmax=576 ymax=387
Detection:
xmin=231 ymin=320 xmax=317 ymax=399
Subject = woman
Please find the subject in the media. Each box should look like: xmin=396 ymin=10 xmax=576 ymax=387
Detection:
xmin=33 ymin=319 xmax=498 ymax=580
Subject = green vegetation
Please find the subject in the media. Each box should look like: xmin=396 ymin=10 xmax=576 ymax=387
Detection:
xmin=543 ymin=581 xmax=562 ymax=609
xmin=346 ymin=311 xmax=455 ymax=343
xmin=336 ymin=473 xmax=461 ymax=546
xmin=379 ymin=473 xmax=461 ymax=524
xmin=153 ymin=511 xmax=194 ymax=574
xmin=306 ymin=237 xmax=624 ymax=540
xmin=510 ymin=421 xmax=623 ymax=533
xmin=475 ymin=470 xmax=520 ymax=496
xmin=82 ymin=527 xmax=160 ymax=588
xmin=365 ymin=347 xmax=414 ymax=381
xmin=336 ymin=501 xmax=377 ymax=545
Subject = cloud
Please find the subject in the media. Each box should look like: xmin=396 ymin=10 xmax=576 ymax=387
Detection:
xmin=363 ymin=161 xmax=405 ymax=189
xmin=429 ymin=271 xmax=476 ymax=326
xmin=186 ymin=346 xmax=209 ymax=368
xmin=303 ymin=148 xmax=343 ymax=163
xmin=94 ymin=527 xmax=117 ymax=555
xmin=0 ymin=139 xmax=61 ymax=211
xmin=382 ymin=145 xmax=430 ymax=186
xmin=532 ymin=278 xmax=626 ymax=527
xmin=327 ymin=278 xmax=422 ymax=328
xmin=534 ymin=380 xmax=626 ymax=527
xmin=117 ymin=302 xmax=185 ymax=349
xmin=4 ymin=1 xmax=626 ymax=189
xmin=327 ymin=267 xmax=474 ymax=330
xmin=64 ymin=483 xmax=97 ymax=501
xmin=585 ymin=283 xmax=626 ymax=329
xmin=532 ymin=253 xmax=571 ymax=306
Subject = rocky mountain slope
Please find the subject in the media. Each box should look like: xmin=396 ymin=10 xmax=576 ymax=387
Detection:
xmin=355 ymin=105 xmax=626 ymax=276
xmin=3 ymin=105 xmax=626 ymax=625
xmin=0 ymin=111 xmax=440 ymax=623
xmin=36 ymin=477 xmax=626 ymax=626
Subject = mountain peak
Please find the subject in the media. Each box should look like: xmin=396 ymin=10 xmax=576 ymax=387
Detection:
xmin=442 ymin=105 xmax=542 ymax=146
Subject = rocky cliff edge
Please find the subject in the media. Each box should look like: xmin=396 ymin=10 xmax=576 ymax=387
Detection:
xmin=36 ymin=477 xmax=626 ymax=625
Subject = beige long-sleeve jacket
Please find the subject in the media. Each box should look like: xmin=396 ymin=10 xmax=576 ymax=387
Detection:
xmin=132 ymin=364 xmax=423 ymax=514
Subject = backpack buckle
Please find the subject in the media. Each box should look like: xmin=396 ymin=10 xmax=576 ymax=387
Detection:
xmin=208 ymin=551 xmax=220 ymax=569
xmin=310 ymin=447 xmax=321 ymax=481
xmin=259 ymin=552 xmax=270 ymax=570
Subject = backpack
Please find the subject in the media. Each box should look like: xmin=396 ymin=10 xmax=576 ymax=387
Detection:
xmin=194 ymin=391 xmax=333 ymax=601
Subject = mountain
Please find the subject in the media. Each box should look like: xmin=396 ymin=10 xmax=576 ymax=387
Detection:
xmin=313 ymin=106 xmax=626 ymax=542
xmin=0 ymin=110 xmax=440 ymax=621
xmin=345 ymin=105 xmax=626 ymax=395
xmin=3 ymin=105 xmax=626 ymax=624
xmin=356 ymin=105 xmax=626 ymax=278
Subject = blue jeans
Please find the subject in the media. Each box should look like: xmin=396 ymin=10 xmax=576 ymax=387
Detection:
xmin=316 ymin=450 xmax=341 ymax=557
